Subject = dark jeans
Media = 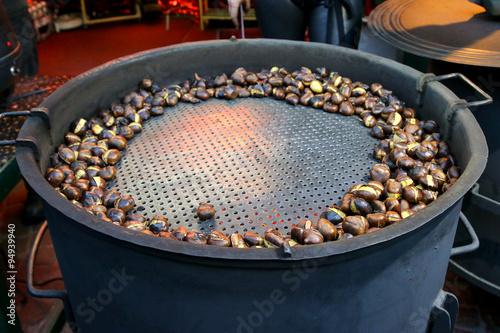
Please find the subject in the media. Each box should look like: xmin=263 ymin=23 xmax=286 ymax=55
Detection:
xmin=254 ymin=0 xmax=364 ymax=47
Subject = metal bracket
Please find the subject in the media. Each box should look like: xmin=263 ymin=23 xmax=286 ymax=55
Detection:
xmin=416 ymin=73 xmax=437 ymax=106
xmin=28 ymin=221 xmax=78 ymax=332
xmin=282 ymin=241 xmax=293 ymax=257
xmin=428 ymin=291 xmax=458 ymax=333
xmin=0 ymin=107 xmax=51 ymax=129
xmin=443 ymin=99 xmax=469 ymax=123
xmin=450 ymin=212 xmax=480 ymax=257
xmin=16 ymin=137 xmax=42 ymax=161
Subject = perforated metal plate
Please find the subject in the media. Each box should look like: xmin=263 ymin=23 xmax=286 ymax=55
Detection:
xmin=110 ymin=98 xmax=380 ymax=236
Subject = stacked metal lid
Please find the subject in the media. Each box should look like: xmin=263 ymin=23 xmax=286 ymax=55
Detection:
xmin=368 ymin=0 xmax=500 ymax=67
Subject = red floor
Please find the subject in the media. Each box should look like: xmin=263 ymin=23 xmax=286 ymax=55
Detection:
xmin=37 ymin=13 xmax=260 ymax=77
xmin=1 ymin=12 xmax=499 ymax=333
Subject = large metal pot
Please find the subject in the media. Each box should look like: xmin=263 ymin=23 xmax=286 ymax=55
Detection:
xmin=17 ymin=40 xmax=487 ymax=332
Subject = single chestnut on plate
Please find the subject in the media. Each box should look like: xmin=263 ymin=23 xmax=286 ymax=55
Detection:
xmin=196 ymin=202 xmax=216 ymax=220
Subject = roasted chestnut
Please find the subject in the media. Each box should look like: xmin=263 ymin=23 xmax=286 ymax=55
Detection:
xmin=350 ymin=197 xmax=373 ymax=216
xmin=384 ymin=197 xmax=401 ymax=214
xmin=102 ymin=189 xmax=121 ymax=207
xmin=107 ymin=208 xmax=126 ymax=224
xmin=46 ymin=169 xmax=65 ymax=187
xmin=296 ymin=220 xmax=316 ymax=230
xmin=230 ymin=233 xmax=248 ymax=248
xmin=386 ymin=211 xmax=401 ymax=225
xmin=185 ymin=230 xmax=207 ymax=244
xmin=285 ymin=93 xmax=299 ymax=106
xmin=147 ymin=215 xmax=169 ymax=234
xmin=384 ymin=179 xmax=402 ymax=199
xmin=159 ymin=231 xmax=179 ymax=241
xmin=264 ymin=228 xmax=285 ymax=248
xmin=408 ymin=166 xmax=429 ymax=182
xmin=366 ymin=213 xmax=387 ymax=228
xmin=61 ymin=184 xmax=82 ymax=201
xmin=102 ymin=149 xmax=121 ymax=165
xmin=89 ymin=176 xmax=107 ymax=190
xmin=71 ymin=118 xmax=88 ymax=136
xmin=72 ymin=179 xmax=90 ymax=192
xmin=115 ymin=195 xmax=135 ymax=213
xmin=316 ymin=218 xmax=338 ymax=241
xmin=323 ymin=205 xmax=345 ymax=224
xmin=123 ymin=221 xmax=145 ymax=231
xmin=350 ymin=185 xmax=378 ymax=202
xmin=207 ymin=230 xmax=230 ymax=246
xmin=243 ymin=231 xmax=264 ymax=246
xmin=323 ymin=102 xmax=339 ymax=113
xmin=196 ymin=202 xmax=216 ymax=220
xmin=89 ymin=186 xmax=104 ymax=201
xmin=339 ymin=101 xmax=354 ymax=116
xmin=370 ymin=163 xmax=391 ymax=183
xmin=58 ymin=147 xmax=76 ymax=164
xmin=108 ymin=135 xmax=127 ymax=150
xmin=302 ymin=229 xmax=324 ymax=245
xmin=419 ymin=175 xmax=439 ymax=191
xmin=128 ymin=122 xmax=142 ymax=133
xmin=171 ymin=226 xmax=188 ymax=241
xmin=342 ymin=216 xmax=368 ymax=236
xmin=371 ymin=200 xmax=386 ymax=214
xmin=402 ymin=185 xmax=422 ymax=203
xmin=98 ymin=166 xmax=116 ymax=181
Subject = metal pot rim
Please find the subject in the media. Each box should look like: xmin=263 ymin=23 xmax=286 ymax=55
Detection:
xmin=16 ymin=39 xmax=488 ymax=262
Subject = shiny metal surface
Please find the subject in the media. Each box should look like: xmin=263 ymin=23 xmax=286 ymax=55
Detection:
xmin=368 ymin=0 xmax=500 ymax=67
xmin=112 ymin=98 xmax=378 ymax=236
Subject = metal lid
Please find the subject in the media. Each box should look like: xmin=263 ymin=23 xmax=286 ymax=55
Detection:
xmin=368 ymin=0 xmax=500 ymax=67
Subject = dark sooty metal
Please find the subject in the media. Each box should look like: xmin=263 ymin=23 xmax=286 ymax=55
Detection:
xmin=110 ymin=98 xmax=379 ymax=236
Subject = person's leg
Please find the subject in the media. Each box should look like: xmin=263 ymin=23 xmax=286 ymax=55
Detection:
xmin=254 ymin=0 xmax=307 ymax=40
xmin=6 ymin=7 xmax=39 ymax=76
xmin=308 ymin=0 xmax=365 ymax=47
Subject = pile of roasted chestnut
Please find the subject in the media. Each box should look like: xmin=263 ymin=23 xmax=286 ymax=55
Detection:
xmin=45 ymin=66 xmax=460 ymax=248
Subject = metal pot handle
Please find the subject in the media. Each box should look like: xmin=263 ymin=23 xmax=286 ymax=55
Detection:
xmin=0 ymin=112 xmax=30 ymax=146
xmin=469 ymin=182 xmax=500 ymax=215
xmin=450 ymin=212 xmax=480 ymax=257
xmin=0 ymin=108 xmax=51 ymax=160
xmin=434 ymin=73 xmax=493 ymax=108
xmin=416 ymin=73 xmax=493 ymax=108
xmin=27 ymin=221 xmax=78 ymax=331
xmin=0 ymin=108 xmax=51 ymax=129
